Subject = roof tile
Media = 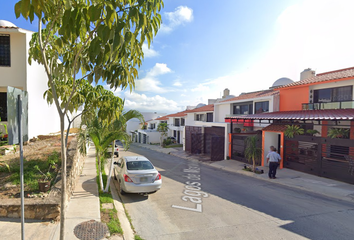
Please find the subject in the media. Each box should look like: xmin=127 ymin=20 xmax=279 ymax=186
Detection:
xmin=220 ymin=89 xmax=278 ymax=103
xmin=226 ymin=109 xmax=354 ymax=120
xmin=185 ymin=104 xmax=214 ymax=113
xmin=276 ymin=66 xmax=354 ymax=89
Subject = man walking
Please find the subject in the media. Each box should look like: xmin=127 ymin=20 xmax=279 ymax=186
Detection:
xmin=266 ymin=146 xmax=281 ymax=179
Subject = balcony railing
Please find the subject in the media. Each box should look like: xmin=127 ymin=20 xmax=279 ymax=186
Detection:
xmin=302 ymin=100 xmax=354 ymax=110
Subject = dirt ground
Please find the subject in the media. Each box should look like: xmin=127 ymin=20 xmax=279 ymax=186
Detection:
xmin=0 ymin=134 xmax=75 ymax=199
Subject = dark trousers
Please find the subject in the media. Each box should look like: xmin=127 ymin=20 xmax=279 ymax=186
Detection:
xmin=268 ymin=162 xmax=278 ymax=178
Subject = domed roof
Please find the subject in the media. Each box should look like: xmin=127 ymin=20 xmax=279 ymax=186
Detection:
xmin=272 ymin=77 xmax=293 ymax=87
xmin=0 ymin=20 xmax=17 ymax=28
xmin=196 ymin=103 xmax=206 ymax=108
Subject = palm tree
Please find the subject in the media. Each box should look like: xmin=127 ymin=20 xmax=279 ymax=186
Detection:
xmin=327 ymin=128 xmax=349 ymax=139
xmin=244 ymin=135 xmax=262 ymax=172
xmin=284 ymin=125 xmax=304 ymax=138
xmin=78 ymin=109 xmax=144 ymax=192
xmin=157 ymin=123 xmax=169 ymax=147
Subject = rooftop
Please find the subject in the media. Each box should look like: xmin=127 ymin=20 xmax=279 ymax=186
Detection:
xmin=225 ymin=109 xmax=354 ymax=120
xmin=220 ymin=89 xmax=278 ymax=103
xmin=185 ymin=104 xmax=214 ymax=113
xmin=276 ymin=66 xmax=354 ymax=89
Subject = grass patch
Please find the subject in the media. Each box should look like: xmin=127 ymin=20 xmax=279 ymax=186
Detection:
xmin=164 ymin=144 xmax=183 ymax=148
xmin=100 ymin=192 xmax=114 ymax=204
xmin=135 ymin=235 xmax=144 ymax=240
xmin=0 ymin=151 xmax=60 ymax=191
xmin=96 ymin=158 xmax=123 ymax=236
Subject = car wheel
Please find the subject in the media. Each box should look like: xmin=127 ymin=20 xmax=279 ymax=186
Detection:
xmin=119 ymin=182 xmax=126 ymax=195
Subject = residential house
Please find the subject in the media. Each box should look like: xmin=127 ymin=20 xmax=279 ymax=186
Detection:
xmin=227 ymin=67 xmax=354 ymax=184
xmin=184 ymin=104 xmax=230 ymax=161
xmin=219 ymin=78 xmax=292 ymax=162
xmin=127 ymin=112 xmax=166 ymax=144
xmin=0 ymin=20 xmax=60 ymax=140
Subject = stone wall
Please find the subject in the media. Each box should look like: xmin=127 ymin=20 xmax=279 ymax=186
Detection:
xmin=0 ymin=137 xmax=86 ymax=220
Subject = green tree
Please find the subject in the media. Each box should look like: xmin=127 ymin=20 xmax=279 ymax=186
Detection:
xmin=15 ymin=1 xmax=163 ymax=239
xmin=244 ymin=135 xmax=262 ymax=172
xmin=78 ymin=109 xmax=144 ymax=192
xmin=157 ymin=122 xmax=168 ymax=146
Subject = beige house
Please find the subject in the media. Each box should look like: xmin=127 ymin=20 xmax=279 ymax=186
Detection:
xmin=0 ymin=20 xmax=60 ymax=139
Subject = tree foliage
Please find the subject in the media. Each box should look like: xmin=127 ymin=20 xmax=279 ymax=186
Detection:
xmin=284 ymin=125 xmax=304 ymax=138
xmin=15 ymin=1 xmax=163 ymax=239
xmin=157 ymin=122 xmax=168 ymax=146
xmin=79 ymin=109 xmax=144 ymax=192
xmin=244 ymin=135 xmax=262 ymax=172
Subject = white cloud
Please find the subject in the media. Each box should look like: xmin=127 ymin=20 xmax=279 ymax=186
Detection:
xmin=123 ymin=91 xmax=183 ymax=112
xmin=173 ymin=80 xmax=182 ymax=87
xmin=160 ymin=6 xmax=193 ymax=33
xmin=147 ymin=63 xmax=172 ymax=77
xmin=142 ymin=43 xmax=159 ymax=58
xmin=191 ymin=83 xmax=210 ymax=92
xmin=135 ymin=63 xmax=172 ymax=93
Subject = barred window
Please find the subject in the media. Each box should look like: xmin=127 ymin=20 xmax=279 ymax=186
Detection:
xmin=0 ymin=34 xmax=10 ymax=66
xmin=0 ymin=92 xmax=7 ymax=121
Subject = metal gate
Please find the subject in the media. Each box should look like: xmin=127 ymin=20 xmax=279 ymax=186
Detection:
xmin=191 ymin=133 xmax=203 ymax=154
xmin=284 ymin=136 xmax=354 ymax=184
xmin=211 ymin=136 xmax=224 ymax=161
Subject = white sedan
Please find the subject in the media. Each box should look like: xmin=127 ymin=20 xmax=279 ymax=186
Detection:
xmin=113 ymin=156 xmax=162 ymax=195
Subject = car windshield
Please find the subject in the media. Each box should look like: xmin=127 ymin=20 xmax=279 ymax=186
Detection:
xmin=126 ymin=161 xmax=154 ymax=170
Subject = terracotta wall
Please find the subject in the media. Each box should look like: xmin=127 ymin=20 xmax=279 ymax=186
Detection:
xmin=278 ymin=86 xmax=309 ymax=111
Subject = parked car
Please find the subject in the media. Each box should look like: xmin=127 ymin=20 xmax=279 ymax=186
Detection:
xmin=107 ymin=143 xmax=119 ymax=157
xmin=113 ymin=156 xmax=162 ymax=195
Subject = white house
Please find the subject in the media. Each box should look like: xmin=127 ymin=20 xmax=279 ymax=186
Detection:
xmin=127 ymin=112 xmax=166 ymax=144
xmin=0 ymin=20 xmax=61 ymax=140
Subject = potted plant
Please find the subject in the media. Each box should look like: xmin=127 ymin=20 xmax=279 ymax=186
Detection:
xmin=35 ymin=160 xmax=57 ymax=192
xmin=327 ymin=128 xmax=349 ymax=139
xmin=284 ymin=125 xmax=304 ymax=138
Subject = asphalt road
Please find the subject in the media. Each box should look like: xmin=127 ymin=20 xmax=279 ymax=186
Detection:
xmin=117 ymin=145 xmax=354 ymax=240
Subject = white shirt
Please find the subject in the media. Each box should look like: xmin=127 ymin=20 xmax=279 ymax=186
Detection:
xmin=267 ymin=151 xmax=281 ymax=162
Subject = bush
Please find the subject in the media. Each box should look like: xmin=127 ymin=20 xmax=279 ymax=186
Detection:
xmin=163 ymin=139 xmax=172 ymax=146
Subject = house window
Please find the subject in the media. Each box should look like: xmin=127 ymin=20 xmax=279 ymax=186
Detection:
xmin=0 ymin=34 xmax=10 ymax=67
xmin=233 ymin=102 xmax=253 ymax=115
xmin=150 ymin=123 xmax=155 ymax=129
xmin=174 ymin=118 xmax=180 ymax=126
xmin=255 ymin=101 xmax=269 ymax=113
xmin=207 ymin=113 xmax=213 ymax=122
xmin=0 ymin=92 xmax=7 ymax=121
xmin=314 ymin=86 xmax=352 ymax=103
xmin=195 ymin=114 xmax=205 ymax=121
xmin=181 ymin=118 xmax=185 ymax=126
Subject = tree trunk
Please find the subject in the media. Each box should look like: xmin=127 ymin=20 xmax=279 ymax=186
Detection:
xmin=98 ymin=154 xmax=104 ymax=191
xmin=59 ymin=114 xmax=67 ymax=240
xmin=104 ymin=141 xmax=115 ymax=192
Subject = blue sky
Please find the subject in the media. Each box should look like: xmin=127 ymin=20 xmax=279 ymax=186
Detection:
xmin=2 ymin=0 xmax=354 ymax=113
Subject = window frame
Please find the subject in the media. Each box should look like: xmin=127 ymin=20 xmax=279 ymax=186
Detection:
xmin=0 ymin=34 xmax=11 ymax=67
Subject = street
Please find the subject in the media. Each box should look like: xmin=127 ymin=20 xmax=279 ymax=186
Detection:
xmin=117 ymin=145 xmax=354 ymax=240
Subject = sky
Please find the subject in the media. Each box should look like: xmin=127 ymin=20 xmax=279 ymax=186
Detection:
xmin=2 ymin=0 xmax=354 ymax=113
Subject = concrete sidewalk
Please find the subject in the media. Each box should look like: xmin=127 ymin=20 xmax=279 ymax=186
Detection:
xmin=0 ymin=145 xmax=131 ymax=240
xmin=52 ymin=146 xmax=102 ymax=240
xmin=133 ymin=143 xmax=354 ymax=204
